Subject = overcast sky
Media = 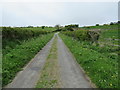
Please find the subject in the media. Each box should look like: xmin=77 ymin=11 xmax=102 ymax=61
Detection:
xmin=1 ymin=0 xmax=119 ymax=27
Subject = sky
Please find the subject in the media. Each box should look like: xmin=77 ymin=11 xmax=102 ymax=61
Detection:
xmin=0 ymin=0 xmax=119 ymax=27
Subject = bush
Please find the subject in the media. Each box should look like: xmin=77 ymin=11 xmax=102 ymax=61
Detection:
xmin=2 ymin=27 xmax=49 ymax=55
xmin=42 ymin=26 xmax=45 ymax=29
xmin=2 ymin=27 xmax=48 ymax=40
xmin=110 ymin=22 xmax=114 ymax=25
xmin=96 ymin=24 xmax=99 ymax=26
xmin=62 ymin=30 xmax=91 ymax=41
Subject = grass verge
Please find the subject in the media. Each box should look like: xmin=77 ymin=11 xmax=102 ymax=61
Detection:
xmin=2 ymin=33 xmax=54 ymax=87
xmin=36 ymin=35 xmax=61 ymax=88
xmin=59 ymin=33 xmax=118 ymax=88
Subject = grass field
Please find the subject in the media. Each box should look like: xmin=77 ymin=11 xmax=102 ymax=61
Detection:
xmin=82 ymin=24 xmax=119 ymax=46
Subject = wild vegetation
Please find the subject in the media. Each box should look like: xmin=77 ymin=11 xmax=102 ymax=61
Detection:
xmin=61 ymin=28 xmax=100 ymax=46
xmin=2 ymin=22 xmax=119 ymax=88
xmin=2 ymin=27 xmax=54 ymax=86
xmin=2 ymin=27 xmax=54 ymax=55
xmin=60 ymin=23 xmax=119 ymax=88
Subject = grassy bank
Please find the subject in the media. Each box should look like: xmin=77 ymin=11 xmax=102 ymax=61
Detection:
xmin=60 ymin=34 xmax=118 ymax=88
xmin=36 ymin=35 xmax=61 ymax=88
xmin=2 ymin=27 xmax=52 ymax=55
xmin=2 ymin=33 xmax=53 ymax=86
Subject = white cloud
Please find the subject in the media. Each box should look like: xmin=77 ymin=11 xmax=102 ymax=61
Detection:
xmin=1 ymin=2 xmax=118 ymax=26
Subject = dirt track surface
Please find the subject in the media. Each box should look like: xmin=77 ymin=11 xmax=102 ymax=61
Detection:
xmin=57 ymin=34 xmax=93 ymax=88
xmin=6 ymin=36 xmax=55 ymax=88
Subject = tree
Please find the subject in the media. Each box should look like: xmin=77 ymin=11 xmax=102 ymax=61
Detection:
xmin=27 ymin=26 xmax=33 ymax=28
xmin=118 ymin=21 xmax=120 ymax=24
xmin=103 ymin=24 xmax=107 ymax=26
xmin=65 ymin=24 xmax=79 ymax=28
xmin=41 ymin=26 xmax=45 ymax=29
xmin=55 ymin=24 xmax=60 ymax=29
xmin=96 ymin=24 xmax=99 ymax=26
xmin=55 ymin=24 xmax=61 ymax=31
xmin=110 ymin=22 xmax=114 ymax=25
xmin=54 ymin=24 xmax=62 ymax=32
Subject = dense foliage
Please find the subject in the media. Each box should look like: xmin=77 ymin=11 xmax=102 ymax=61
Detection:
xmin=2 ymin=27 xmax=51 ymax=55
xmin=2 ymin=27 xmax=49 ymax=39
xmin=61 ymin=30 xmax=91 ymax=41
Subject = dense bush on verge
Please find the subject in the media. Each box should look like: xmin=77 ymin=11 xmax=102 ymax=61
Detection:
xmin=61 ymin=30 xmax=91 ymax=41
xmin=2 ymin=27 xmax=50 ymax=55
xmin=2 ymin=33 xmax=53 ymax=86
xmin=2 ymin=27 xmax=49 ymax=40
xmin=62 ymin=29 xmax=101 ymax=45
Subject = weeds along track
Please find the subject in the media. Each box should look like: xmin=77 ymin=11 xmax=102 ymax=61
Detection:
xmin=3 ymin=32 xmax=54 ymax=87
xmin=59 ymin=34 xmax=118 ymax=88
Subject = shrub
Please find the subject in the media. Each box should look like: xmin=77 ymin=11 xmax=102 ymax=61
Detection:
xmin=96 ymin=24 xmax=99 ymax=26
xmin=42 ymin=26 xmax=45 ymax=29
xmin=62 ymin=30 xmax=91 ymax=41
xmin=110 ymin=22 xmax=114 ymax=25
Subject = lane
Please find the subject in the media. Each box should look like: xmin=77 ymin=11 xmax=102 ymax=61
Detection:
xmin=57 ymin=34 xmax=94 ymax=88
xmin=36 ymin=34 xmax=62 ymax=88
xmin=6 ymin=35 xmax=55 ymax=88
xmin=6 ymin=33 xmax=95 ymax=88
